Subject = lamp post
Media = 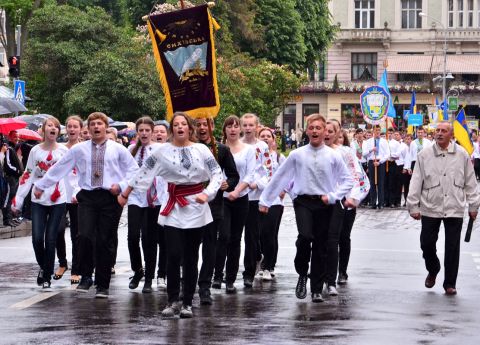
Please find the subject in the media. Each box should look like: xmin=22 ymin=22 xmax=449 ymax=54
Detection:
xmin=419 ymin=12 xmax=453 ymax=118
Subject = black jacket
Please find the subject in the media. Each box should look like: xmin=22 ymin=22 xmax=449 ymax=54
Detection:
xmin=4 ymin=141 xmax=23 ymax=178
xmin=202 ymin=141 xmax=239 ymax=220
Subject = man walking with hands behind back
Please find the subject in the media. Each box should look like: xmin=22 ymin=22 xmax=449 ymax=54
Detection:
xmin=407 ymin=121 xmax=479 ymax=295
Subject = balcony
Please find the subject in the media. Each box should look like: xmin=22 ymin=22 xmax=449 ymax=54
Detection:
xmin=336 ymin=29 xmax=391 ymax=48
xmin=299 ymin=80 xmax=480 ymax=94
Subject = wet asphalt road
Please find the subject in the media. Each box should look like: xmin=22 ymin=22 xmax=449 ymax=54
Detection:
xmin=1 ymin=200 xmax=480 ymax=345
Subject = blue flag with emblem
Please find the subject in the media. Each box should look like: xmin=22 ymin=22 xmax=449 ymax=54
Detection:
xmin=379 ymin=69 xmax=396 ymax=118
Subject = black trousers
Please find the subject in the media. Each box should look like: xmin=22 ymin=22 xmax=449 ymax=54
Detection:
xmin=393 ymin=164 xmax=403 ymax=205
xmin=243 ymin=200 xmax=262 ymax=280
xmin=164 ymin=226 xmax=204 ymax=305
xmin=2 ymin=175 xmax=18 ymax=224
xmin=55 ymin=203 xmax=80 ymax=274
xmin=198 ymin=218 xmax=223 ymax=289
xmin=157 ymin=219 xmax=166 ymax=279
xmin=474 ymin=158 xmax=480 ymax=180
xmin=401 ymin=171 xmax=412 ymax=205
xmin=386 ymin=162 xmax=400 ymax=206
xmin=214 ymin=195 xmax=249 ymax=283
xmin=420 ymin=216 xmax=463 ymax=289
xmin=368 ymin=161 xmax=386 ymax=207
xmin=293 ymin=196 xmax=333 ymax=294
xmin=326 ymin=202 xmax=345 ymax=286
xmin=76 ymin=189 xmax=123 ymax=289
xmin=338 ymin=208 xmax=357 ymax=277
xmin=273 ymin=206 xmax=284 ymax=270
xmin=259 ymin=205 xmax=283 ymax=271
xmin=127 ymin=205 xmax=160 ymax=280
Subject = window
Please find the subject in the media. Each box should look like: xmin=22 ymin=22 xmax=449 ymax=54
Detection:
xmin=283 ymin=105 xmax=296 ymax=133
xmin=397 ymin=74 xmax=425 ymax=82
xmin=458 ymin=0 xmax=464 ymax=27
xmin=401 ymin=0 xmax=422 ymax=29
xmin=354 ymin=0 xmax=375 ymax=29
xmin=351 ymin=53 xmax=377 ymax=81
xmin=308 ymin=68 xmax=315 ymax=81
xmin=302 ymin=104 xmax=319 ymax=128
xmin=449 ymin=0 xmax=454 ymax=27
xmin=318 ymin=61 xmax=326 ymax=81
xmin=461 ymin=74 xmax=479 ymax=82
xmin=468 ymin=0 xmax=474 ymax=27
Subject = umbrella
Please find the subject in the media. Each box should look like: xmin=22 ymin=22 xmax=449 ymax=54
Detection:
xmin=0 ymin=98 xmax=28 ymax=114
xmin=17 ymin=114 xmax=54 ymax=131
xmin=16 ymin=128 xmax=42 ymax=141
xmin=109 ymin=121 xmax=128 ymax=130
xmin=0 ymin=118 xmax=27 ymax=135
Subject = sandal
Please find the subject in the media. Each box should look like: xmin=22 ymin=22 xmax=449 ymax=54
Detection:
xmin=70 ymin=275 xmax=81 ymax=285
xmin=53 ymin=266 xmax=68 ymax=280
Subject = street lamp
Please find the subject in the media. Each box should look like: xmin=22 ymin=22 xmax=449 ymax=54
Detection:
xmin=419 ymin=12 xmax=453 ymax=115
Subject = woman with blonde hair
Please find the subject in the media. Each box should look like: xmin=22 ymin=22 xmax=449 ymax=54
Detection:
xmin=13 ymin=117 xmax=69 ymax=290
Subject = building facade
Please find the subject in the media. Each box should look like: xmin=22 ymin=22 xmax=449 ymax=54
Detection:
xmin=278 ymin=0 xmax=480 ymax=132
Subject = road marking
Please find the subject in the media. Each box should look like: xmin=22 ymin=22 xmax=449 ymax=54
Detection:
xmin=8 ymin=266 xmax=131 ymax=310
xmin=9 ymin=292 xmax=60 ymax=310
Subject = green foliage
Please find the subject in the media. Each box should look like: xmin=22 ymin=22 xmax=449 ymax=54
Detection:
xmin=215 ymin=54 xmax=304 ymax=133
xmin=295 ymin=0 xmax=337 ymax=70
xmin=23 ymin=4 xmax=165 ymax=121
xmin=254 ymin=0 xmax=306 ymax=71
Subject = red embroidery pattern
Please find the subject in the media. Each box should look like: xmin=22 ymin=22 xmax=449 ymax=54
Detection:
xmin=19 ymin=171 xmax=31 ymax=185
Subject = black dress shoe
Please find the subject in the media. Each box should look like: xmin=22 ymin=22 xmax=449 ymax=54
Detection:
xmin=142 ymin=280 xmax=153 ymax=293
xmin=295 ymin=275 xmax=308 ymax=299
xmin=212 ymin=279 xmax=222 ymax=289
xmin=425 ymin=274 xmax=436 ymax=288
xmin=243 ymin=278 xmax=253 ymax=288
xmin=199 ymin=288 xmax=213 ymax=305
xmin=226 ymin=283 xmax=236 ymax=294
xmin=37 ymin=269 xmax=44 ymax=286
xmin=129 ymin=268 xmax=144 ymax=289
xmin=311 ymin=292 xmax=324 ymax=303
xmin=370 ymin=205 xmax=377 ymax=210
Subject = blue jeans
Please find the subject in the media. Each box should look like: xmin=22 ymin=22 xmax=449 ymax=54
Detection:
xmin=31 ymin=202 xmax=66 ymax=281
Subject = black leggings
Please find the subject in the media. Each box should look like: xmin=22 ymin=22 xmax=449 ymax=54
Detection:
xmin=55 ymin=203 xmax=79 ymax=274
xmin=260 ymin=205 xmax=283 ymax=271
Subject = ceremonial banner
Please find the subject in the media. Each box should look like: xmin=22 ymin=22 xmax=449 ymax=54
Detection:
xmin=360 ymin=86 xmax=390 ymax=125
xmin=427 ymin=105 xmax=438 ymax=128
xmin=147 ymin=5 xmax=220 ymax=120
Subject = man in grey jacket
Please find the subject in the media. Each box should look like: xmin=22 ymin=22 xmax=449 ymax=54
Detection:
xmin=407 ymin=121 xmax=479 ymax=295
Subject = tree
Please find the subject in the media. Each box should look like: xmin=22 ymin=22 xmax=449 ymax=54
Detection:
xmin=253 ymin=0 xmax=306 ymax=72
xmin=64 ymin=46 xmax=165 ymax=121
xmin=24 ymin=4 xmax=164 ymax=120
xmin=216 ymin=54 xmax=304 ymax=132
xmin=0 ymin=0 xmax=44 ymax=57
xmin=295 ymin=0 xmax=337 ymax=70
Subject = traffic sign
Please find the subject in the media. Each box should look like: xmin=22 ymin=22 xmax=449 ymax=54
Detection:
xmin=13 ymin=80 xmax=25 ymax=105
xmin=448 ymin=96 xmax=458 ymax=111
xmin=408 ymin=113 xmax=423 ymax=126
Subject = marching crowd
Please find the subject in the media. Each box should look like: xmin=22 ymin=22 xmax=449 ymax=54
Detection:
xmin=1 ymin=111 xmax=478 ymax=319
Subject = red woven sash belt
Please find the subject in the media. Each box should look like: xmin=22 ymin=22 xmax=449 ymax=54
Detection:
xmin=160 ymin=182 xmax=204 ymax=216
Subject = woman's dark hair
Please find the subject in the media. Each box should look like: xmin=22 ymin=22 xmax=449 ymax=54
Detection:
xmin=222 ymin=115 xmax=241 ymax=144
xmin=131 ymin=116 xmax=155 ymax=157
xmin=169 ymin=112 xmax=197 ymax=142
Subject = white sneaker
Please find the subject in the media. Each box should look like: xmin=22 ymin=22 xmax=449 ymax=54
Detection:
xmin=327 ymin=285 xmax=338 ymax=296
xmin=262 ymin=270 xmax=272 ymax=281
xmin=161 ymin=302 xmax=180 ymax=317
xmin=255 ymin=270 xmax=263 ymax=279
xmin=157 ymin=277 xmax=167 ymax=289
xmin=255 ymin=254 xmax=264 ymax=276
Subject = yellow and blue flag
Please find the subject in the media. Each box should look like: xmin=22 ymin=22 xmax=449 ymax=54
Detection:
xmin=435 ymin=97 xmax=444 ymax=122
xmin=453 ymin=108 xmax=474 ymax=155
xmin=379 ymin=69 xmax=396 ymax=118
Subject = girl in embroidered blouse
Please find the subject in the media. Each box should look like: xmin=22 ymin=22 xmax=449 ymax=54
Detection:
xmin=118 ymin=112 xmax=223 ymax=319
xmin=13 ymin=117 xmax=68 ymax=290
xmin=54 ymin=115 xmax=82 ymax=285
xmin=125 ymin=116 xmax=164 ymax=294
xmin=257 ymin=128 xmax=286 ymax=281
xmin=212 ymin=115 xmax=255 ymax=293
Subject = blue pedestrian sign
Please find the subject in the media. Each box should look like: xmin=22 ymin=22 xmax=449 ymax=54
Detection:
xmin=407 ymin=113 xmax=423 ymax=127
xmin=13 ymin=80 xmax=25 ymax=105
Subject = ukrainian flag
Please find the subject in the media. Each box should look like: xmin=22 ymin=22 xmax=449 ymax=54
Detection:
xmin=453 ymin=108 xmax=474 ymax=155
